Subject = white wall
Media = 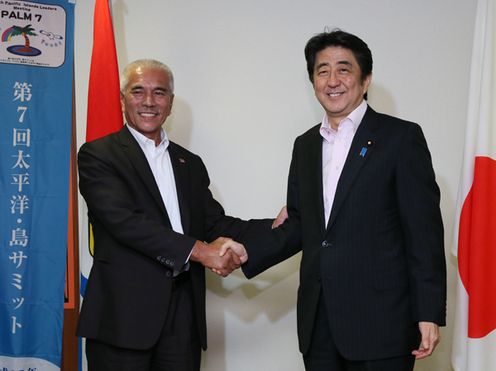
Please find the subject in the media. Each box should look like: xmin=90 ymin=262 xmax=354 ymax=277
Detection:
xmin=74 ymin=1 xmax=477 ymax=370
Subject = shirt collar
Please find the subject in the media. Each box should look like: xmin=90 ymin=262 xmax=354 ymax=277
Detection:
xmin=126 ymin=123 xmax=169 ymax=149
xmin=320 ymin=100 xmax=368 ymax=142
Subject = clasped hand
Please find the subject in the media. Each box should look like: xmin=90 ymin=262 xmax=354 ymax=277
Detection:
xmin=191 ymin=237 xmax=248 ymax=277
xmin=190 ymin=206 xmax=288 ymax=277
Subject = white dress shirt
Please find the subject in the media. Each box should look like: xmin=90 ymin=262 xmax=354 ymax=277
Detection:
xmin=320 ymin=100 xmax=367 ymax=226
xmin=127 ymin=124 xmax=184 ymax=235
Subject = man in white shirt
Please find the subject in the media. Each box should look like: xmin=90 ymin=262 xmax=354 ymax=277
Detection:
xmin=77 ymin=59 xmax=266 ymax=371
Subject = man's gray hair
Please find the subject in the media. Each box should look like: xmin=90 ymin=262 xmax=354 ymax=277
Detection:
xmin=120 ymin=59 xmax=174 ymax=93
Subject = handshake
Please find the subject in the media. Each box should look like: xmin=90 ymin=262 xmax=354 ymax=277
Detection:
xmin=191 ymin=237 xmax=248 ymax=277
xmin=191 ymin=206 xmax=288 ymax=277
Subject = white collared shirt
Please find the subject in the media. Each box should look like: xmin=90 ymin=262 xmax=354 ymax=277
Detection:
xmin=127 ymin=124 xmax=184 ymax=235
xmin=320 ymin=100 xmax=367 ymax=226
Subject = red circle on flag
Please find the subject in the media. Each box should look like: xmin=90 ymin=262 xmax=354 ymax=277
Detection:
xmin=458 ymin=156 xmax=496 ymax=338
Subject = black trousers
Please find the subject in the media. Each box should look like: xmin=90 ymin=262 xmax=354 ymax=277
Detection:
xmin=303 ymin=294 xmax=415 ymax=371
xmin=86 ymin=273 xmax=201 ymax=371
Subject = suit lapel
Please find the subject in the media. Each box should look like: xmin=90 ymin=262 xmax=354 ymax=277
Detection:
xmin=118 ymin=127 xmax=170 ymax=220
xmin=167 ymin=143 xmax=191 ymax=234
xmin=305 ymin=126 xmax=327 ymax=235
xmin=326 ymin=107 xmax=380 ymax=232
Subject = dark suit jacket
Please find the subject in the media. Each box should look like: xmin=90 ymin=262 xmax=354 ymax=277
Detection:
xmin=242 ymin=107 xmax=446 ymax=361
xmin=76 ymin=126 xmax=267 ymax=350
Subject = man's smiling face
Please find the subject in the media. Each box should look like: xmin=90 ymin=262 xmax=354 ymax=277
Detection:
xmin=121 ymin=66 xmax=174 ymax=144
xmin=313 ymin=46 xmax=371 ymax=129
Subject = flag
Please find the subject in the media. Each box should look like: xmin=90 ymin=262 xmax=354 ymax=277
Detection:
xmin=86 ymin=0 xmax=123 ymax=143
xmin=451 ymin=0 xmax=496 ymax=370
xmin=81 ymin=0 xmax=122 ymax=294
xmin=80 ymin=1 xmax=122 ymax=368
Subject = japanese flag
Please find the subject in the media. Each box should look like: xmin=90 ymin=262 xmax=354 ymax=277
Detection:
xmin=451 ymin=0 xmax=496 ymax=370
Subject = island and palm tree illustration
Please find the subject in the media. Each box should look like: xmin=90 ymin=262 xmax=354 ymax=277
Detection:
xmin=2 ymin=24 xmax=42 ymax=56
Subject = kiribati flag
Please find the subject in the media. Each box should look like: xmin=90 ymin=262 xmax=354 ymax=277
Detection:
xmin=79 ymin=0 xmax=122 ymax=369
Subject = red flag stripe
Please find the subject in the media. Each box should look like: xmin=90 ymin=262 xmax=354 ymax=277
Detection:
xmin=86 ymin=0 xmax=123 ymax=142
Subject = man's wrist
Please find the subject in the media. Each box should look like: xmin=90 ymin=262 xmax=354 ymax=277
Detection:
xmin=190 ymin=240 xmax=207 ymax=263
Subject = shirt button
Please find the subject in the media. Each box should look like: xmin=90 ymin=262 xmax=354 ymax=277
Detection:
xmin=321 ymin=241 xmax=328 ymax=248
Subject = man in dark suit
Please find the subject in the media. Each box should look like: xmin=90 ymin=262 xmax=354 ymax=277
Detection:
xmin=241 ymin=30 xmax=446 ymax=371
xmin=77 ymin=59 xmax=265 ymax=371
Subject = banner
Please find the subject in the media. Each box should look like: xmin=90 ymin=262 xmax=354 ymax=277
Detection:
xmin=0 ymin=1 xmax=74 ymax=370
xmin=451 ymin=0 xmax=496 ymax=370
